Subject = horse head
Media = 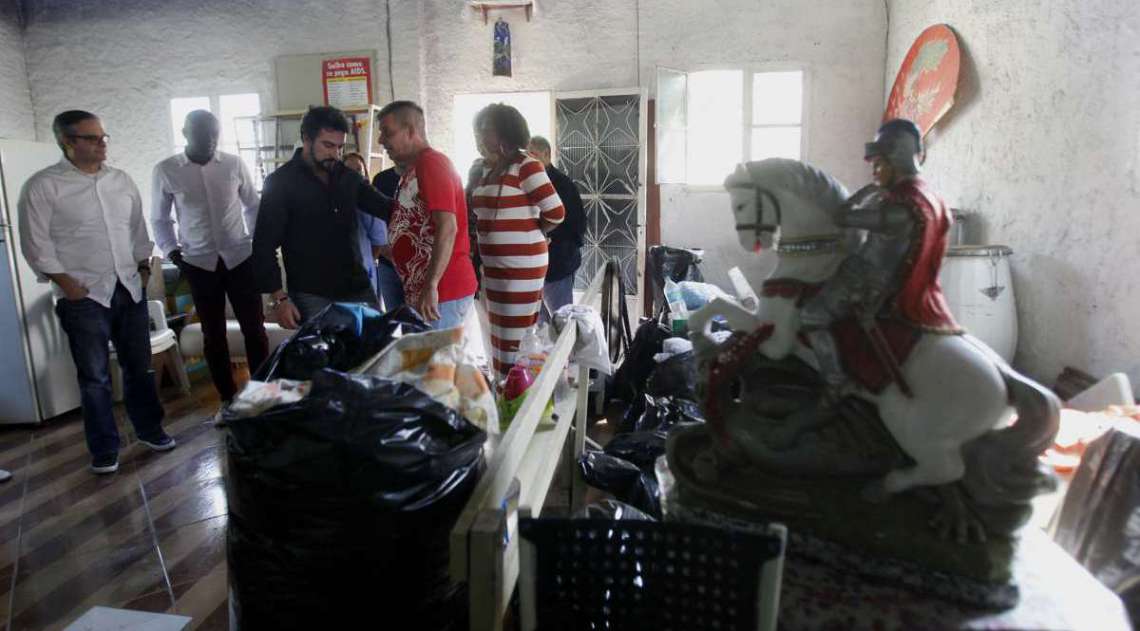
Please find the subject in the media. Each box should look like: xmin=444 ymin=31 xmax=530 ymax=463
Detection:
xmin=725 ymin=158 xmax=850 ymax=255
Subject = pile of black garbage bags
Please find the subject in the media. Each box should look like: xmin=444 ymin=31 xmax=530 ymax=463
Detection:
xmin=578 ymin=317 xmax=705 ymax=518
xmin=226 ymin=304 xmax=484 ymax=630
xmin=253 ymin=303 xmax=427 ymax=381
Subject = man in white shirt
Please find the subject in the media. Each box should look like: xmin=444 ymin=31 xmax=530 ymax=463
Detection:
xmin=18 ymin=110 xmax=175 ymax=475
xmin=152 ymin=110 xmax=267 ymax=408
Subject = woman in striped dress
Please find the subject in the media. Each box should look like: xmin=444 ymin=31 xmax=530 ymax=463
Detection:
xmin=471 ymin=104 xmax=566 ymax=379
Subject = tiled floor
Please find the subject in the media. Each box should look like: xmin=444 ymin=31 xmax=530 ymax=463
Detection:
xmin=0 ymin=383 xmax=229 ymax=631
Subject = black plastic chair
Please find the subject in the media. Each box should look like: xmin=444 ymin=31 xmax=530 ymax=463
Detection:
xmin=518 ymin=517 xmax=786 ymax=631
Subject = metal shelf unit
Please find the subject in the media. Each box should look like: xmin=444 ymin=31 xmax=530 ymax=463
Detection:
xmin=234 ymin=104 xmax=388 ymax=190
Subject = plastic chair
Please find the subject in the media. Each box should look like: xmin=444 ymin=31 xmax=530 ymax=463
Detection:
xmin=518 ymin=516 xmax=786 ymax=631
xmin=110 ymin=299 xmax=191 ymax=401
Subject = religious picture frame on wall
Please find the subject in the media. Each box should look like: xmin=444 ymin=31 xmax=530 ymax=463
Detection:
xmin=493 ymin=18 xmax=512 ymax=77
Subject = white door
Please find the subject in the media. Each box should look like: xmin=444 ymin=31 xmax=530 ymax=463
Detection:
xmin=0 ymin=140 xmax=81 ymax=423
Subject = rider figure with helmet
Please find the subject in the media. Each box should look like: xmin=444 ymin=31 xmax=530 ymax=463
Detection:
xmin=800 ymin=118 xmax=960 ymax=401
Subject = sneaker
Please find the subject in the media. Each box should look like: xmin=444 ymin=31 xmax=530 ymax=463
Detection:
xmin=138 ymin=433 xmax=176 ymax=452
xmin=91 ymin=453 xmax=119 ymax=474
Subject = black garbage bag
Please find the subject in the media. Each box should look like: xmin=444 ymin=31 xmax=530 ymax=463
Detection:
xmin=1052 ymin=427 xmax=1140 ymax=625
xmin=633 ymin=395 xmax=705 ymax=433
xmin=618 ymin=349 xmax=700 ymax=433
xmin=603 ymin=430 xmax=668 ymax=472
xmin=255 ymin=303 xmax=427 ymax=381
xmin=607 ymin=318 xmax=671 ymax=421
xmin=226 ymin=369 xmax=485 ymax=630
xmin=577 ymin=451 xmax=660 ymax=518
xmin=648 ymin=245 xmax=703 ymax=291
xmin=575 ymin=499 xmax=656 ymax=521
xmin=646 ymin=350 xmax=698 ymax=400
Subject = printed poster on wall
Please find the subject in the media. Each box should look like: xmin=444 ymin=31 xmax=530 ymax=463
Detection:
xmin=322 ymin=57 xmax=373 ymax=109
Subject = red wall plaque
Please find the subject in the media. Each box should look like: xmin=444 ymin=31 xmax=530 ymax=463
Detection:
xmin=884 ymin=24 xmax=961 ymax=137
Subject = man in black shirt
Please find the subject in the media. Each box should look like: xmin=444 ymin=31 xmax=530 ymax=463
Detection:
xmin=252 ymin=106 xmax=392 ymax=327
xmin=527 ymin=136 xmax=586 ymax=318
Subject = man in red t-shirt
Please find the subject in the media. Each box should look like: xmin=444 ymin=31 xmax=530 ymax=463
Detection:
xmin=377 ymin=101 xmax=477 ymax=329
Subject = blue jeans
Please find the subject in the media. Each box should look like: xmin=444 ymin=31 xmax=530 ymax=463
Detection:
xmin=55 ymin=283 xmax=165 ymax=459
xmin=376 ymin=260 xmax=405 ymax=312
xmin=292 ymin=290 xmax=379 ymax=324
xmin=541 ymin=274 xmax=576 ymax=323
xmin=430 ymin=295 xmax=475 ymax=331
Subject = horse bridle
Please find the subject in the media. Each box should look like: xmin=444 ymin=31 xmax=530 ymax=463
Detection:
xmin=734 ymin=187 xmax=782 ymax=241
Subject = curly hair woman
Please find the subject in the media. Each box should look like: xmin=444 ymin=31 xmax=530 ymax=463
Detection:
xmin=470 ymin=104 xmax=565 ymax=378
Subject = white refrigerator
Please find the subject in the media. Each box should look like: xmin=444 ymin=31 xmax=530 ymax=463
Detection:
xmin=0 ymin=139 xmax=80 ymax=424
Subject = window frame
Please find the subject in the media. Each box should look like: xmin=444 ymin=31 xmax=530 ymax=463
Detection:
xmin=450 ymin=90 xmax=555 ymax=179
xmin=654 ymin=62 xmax=809 ymax=190
xmin=168 ymin=91 xmax=263 ymax=155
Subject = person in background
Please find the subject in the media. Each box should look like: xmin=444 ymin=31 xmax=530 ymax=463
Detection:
xmin=376 ymin=100 xmax=477 ymax=329
xmin=470 ymin=104 xmax=565 ymax=379
xmin=252 ymin=106 xmax=392 ymax=326
xmin=526 ymin=135 xmax=586 ymax=320
xmin=464 ymin=157 xmax=485 ymax=293
xmin=19 ymin=110 xmax=175 ymax=475
xmin=369 ymin=161 xmax=407 ymax=311
xmin=152 ymin=110 xmax=268 ymax=417
xmin=342 ymin=152 xmax=391 ymax=309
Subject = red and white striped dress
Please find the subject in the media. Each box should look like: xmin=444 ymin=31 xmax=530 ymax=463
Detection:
xmin=471 ymin=154 xmax=565 ymax=378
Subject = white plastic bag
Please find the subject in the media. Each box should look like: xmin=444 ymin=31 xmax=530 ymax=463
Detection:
xmin=365 ymin=327 xmax=500 ymax=435
xmin=552 ymin=304 xmax=612 ymax=375
xmin=228 ymin=379 xmax=311 ymax=418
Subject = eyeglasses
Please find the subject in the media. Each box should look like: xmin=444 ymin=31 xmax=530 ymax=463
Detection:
xmin=68 ymin=134 xmax=110 ymax=144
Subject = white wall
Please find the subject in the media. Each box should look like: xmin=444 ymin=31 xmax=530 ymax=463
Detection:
xmin=0 ymin=1 xmax=34 ymax=140
xmin=642 ymin=0 xmax=887 ymax=289
xmin=22 ymin=0 xmax=421 ymax=204
xmin=886 ymin=0 xmax=1140 ymax=385
xmin=419 ymin=0 xmax=887 ymax=289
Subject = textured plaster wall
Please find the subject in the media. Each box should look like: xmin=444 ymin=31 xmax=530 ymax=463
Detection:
xmin=0 ymin=1 xmax=34 ymax=140
xmin=886 ymin=1 xmax=1140 ymax=384
xmin=420 ymin=0 xmax=887 ymax=289
xmin=643 ymin=0 xmax=887 ymax=289
xmin=22 ymin=0 xmax=421 ymax=204
xmin=418 ymin=0 xmax=639 ymax=152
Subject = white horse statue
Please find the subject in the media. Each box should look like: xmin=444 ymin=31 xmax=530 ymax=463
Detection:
xmin=686 ymin=159 xmax=1059 ymax=539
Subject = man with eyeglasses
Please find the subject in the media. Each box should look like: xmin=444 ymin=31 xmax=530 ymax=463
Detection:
xmin=151 ymin=110 xmax=268 ymax=419
xmin=18 ymin=110 xmax=175 ymax=475
xmin=252 ymin=106 xmax=393 ymax=327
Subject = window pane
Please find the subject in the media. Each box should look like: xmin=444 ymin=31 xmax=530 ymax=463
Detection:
xmin=751 ymin=126 xmax=802 ymax=161
xmin=686 ymin=70 xmax=743 ymax=186
xmin=657 ymin=128 xmax=686 ymax=184
xmin=219 ymin=93 xmax=261 ymax=150
xmin=752 ymin=71 xmax=803 ymax=125
xmin=219 ymin=93 xmax=262 ymax=182
xmin=656 ymin=67 xmax=687 ymax=184
xmin=452 ymin=91 xmax=552 ymax=178
xmin=170 ymin=96 xmax=211 ymax=152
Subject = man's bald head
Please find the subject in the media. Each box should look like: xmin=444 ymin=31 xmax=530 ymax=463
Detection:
xmin=377 ymin=100 xmax=425 ymax=136
xmin=527 ymin=135 xmax=552 ymax=166
xmin=183 ymin=109 xmax=219 ymax=162
xmin=377 ymin=100 xmax=429 ymax=164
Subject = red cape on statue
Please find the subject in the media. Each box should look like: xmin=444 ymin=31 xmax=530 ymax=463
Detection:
xmin=887 ymin=177 xmax=960 ymax=331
